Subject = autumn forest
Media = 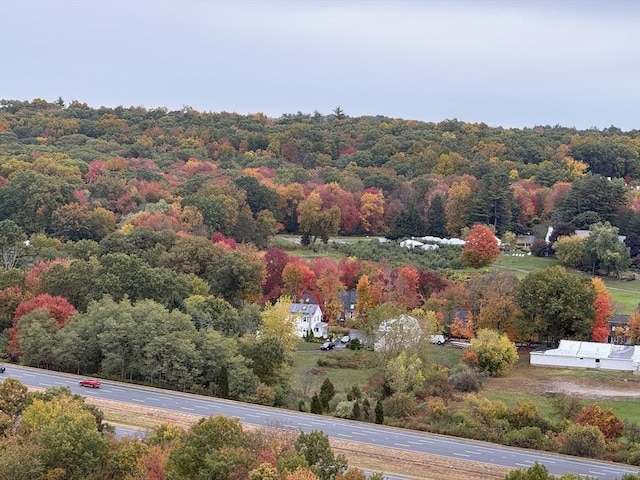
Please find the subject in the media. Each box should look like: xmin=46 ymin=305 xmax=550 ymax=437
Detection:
xmin=1 ymin=98 xmax=640 ymax=478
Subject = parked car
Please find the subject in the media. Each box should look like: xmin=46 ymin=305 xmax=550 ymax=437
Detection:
xmin=430 ymin=335 xmax=446 ymax=345
xmin=0 ymin=365 xmax=5 ymax=373
xmin=340 ymin=335 xmax=351 ymax=344
xmin=320 ymin=341 xmax=335 ymax=351
xmin=79 ymin=378 xmax=101 ymax=388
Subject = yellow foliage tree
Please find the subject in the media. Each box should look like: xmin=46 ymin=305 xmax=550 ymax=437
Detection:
xmin=260 ymin=296 xmax=297 ymax=352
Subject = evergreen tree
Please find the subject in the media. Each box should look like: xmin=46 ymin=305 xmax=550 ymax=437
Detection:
xmin=352 ymin=401 xmax=361 ymax=420
xmin=388 ymin=204 xmax=425 ymax=239
xmin=319 ymin=378 xmax=335 ymax=412
xmin=425 ymin=194 xmax=447 ymax=238
xmin=471 ymin=171 xmax=516 ymax=234
xmin=310 ymin=394 xmax=322 ymax=414
xmin=374 ymin=400 xmax=384 ymax=424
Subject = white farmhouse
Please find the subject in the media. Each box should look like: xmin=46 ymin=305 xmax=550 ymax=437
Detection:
xmin=530 ymin=340 xmax=640 ymax=373
xmin=289 ymin=302 xmax=327 ymax=338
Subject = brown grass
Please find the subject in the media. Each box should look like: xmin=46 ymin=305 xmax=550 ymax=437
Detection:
xmin=85 ymin=397 xmax=509 ymax=480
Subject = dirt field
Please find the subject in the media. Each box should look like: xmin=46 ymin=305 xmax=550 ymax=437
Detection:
xmin=484 ymin=354 xmax=640 ymax=402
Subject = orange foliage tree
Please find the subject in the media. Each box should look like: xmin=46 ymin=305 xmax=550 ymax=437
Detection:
xmin=450 ymin=312 xmax=475 ymax=339
xmin=282 ymin=260 xmax=316 ymax=302
xmin=591 ymin=278 xmax=612 ymax=343
xmin=627 ymin=311 xmax=640 ymax=344
xmin=576 ymin=404 xmax=624 ymax=439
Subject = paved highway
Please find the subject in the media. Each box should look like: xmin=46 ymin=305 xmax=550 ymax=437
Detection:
xmin=3 ymin=365 xmax=639 ymax=480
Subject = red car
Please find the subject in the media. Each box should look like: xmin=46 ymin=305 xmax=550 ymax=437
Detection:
xmin=79 ymin=378 xmax=101 ymax=388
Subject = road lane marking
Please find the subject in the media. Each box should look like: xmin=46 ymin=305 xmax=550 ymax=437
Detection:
xmin=588 ymin=472 xmax=608 ymax=476
xmin=464 ymin=450 xmax=482 ymax=455
xmin=180 ymin=407 xmax=194 ymax=411
xmin=131 ymin=398 xmax=145 ymax=403
xmin=338 ymin=434 xmax=353 ymax=438
xmin=454 ymin=453 xmax=469 ymax=457
xmin=195 ymin=405 xmax=208 ymax=409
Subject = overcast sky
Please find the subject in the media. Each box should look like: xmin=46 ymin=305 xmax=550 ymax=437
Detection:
xmin=1 ymin=0 xmax=639 ymax=130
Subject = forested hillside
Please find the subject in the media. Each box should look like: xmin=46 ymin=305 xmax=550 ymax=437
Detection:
xmin=1 ymin=98 xmax=639 ymax=241
xmin=2 ymin=99 xmax=640 ymax=469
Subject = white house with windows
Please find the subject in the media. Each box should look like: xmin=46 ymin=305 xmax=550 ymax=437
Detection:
xmin=289 ymin=302 xmax=327 ymax=338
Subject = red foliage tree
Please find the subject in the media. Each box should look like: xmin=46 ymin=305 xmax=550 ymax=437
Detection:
xmin=262 ymin=248 xmax=289 ymax=303
xmin=450 ymin=311 xmax=475 ymax=339
xmin=8 ymin=294 xmax=78 ymax=359
xmin=390 ymin=265 xmax=421 ymax=309
xmin=316 ymin=183 xmax=360 ymax=234
xmin=212 ymin=232 xmax=238 ymax=250
xmin=338 ymin=259 xmax=364 ymax=290
xmin=460 ymin=224 xmax=501 ymax=269
xmin=418 ymin=269 xmax=451 ymax=299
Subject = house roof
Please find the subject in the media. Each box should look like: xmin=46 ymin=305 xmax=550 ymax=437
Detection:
xmin=340 ymin=290 xmax=357 ymax=310
xmin=290 ymin=303 xmax=321 ymax=315
xmin=535 ymin=340 xmax=640 ymax=361
xmin=609 ymin=314 xmax=630 ymax=327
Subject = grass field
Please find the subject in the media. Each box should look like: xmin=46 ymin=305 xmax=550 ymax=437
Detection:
xmin=293 ymin=345 xmax=640 ymax=425
xmin=292 ymin=343 xmax=378 ymax=400
xmin=493 ymin=253 xmax=640 ymax=313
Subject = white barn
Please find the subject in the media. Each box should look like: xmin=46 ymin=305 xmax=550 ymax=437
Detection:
xmin=530 ymin=340 xmax=640 ymax=373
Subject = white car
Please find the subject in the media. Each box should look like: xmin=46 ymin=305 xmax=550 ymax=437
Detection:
xmin=430 ymin=335 xmax=445 ymax=345
xmin=340 ymin=335 xmax=351 ymax=344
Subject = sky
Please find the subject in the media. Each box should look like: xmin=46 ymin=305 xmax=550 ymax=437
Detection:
xmin=0 ymin=0 xmax=639 ymax=130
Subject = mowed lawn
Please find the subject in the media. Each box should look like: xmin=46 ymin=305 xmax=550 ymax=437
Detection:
xmin=292 ymin=343 xmax=379 ymax=400
xmin=493 ymin=253 xmax=640 ymax=314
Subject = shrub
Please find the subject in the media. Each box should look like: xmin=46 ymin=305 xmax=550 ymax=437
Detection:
xmin=507 ymin=401 xmax=550 ymax=431
xmin=561 ymin=424 xmax=607 ymax=458
xmin=449 ymin=366 xmax=483 ymax=392
xmin=468 ymin=397 xmax=509 ymax=427
xmin=383 ymin=392 xmax=418 ymax=419
xmin=251 ymin=383 xmax=276 ymax=406
xmin=550 ymin=393 xmax=584 ymax=421
xmin=425 ymin=398 xmax=450 ymax=422
xmin=334 ymin=401 xmax=356 ymax=419
xmin=505 ymin=427 xmax=544 ymax=449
